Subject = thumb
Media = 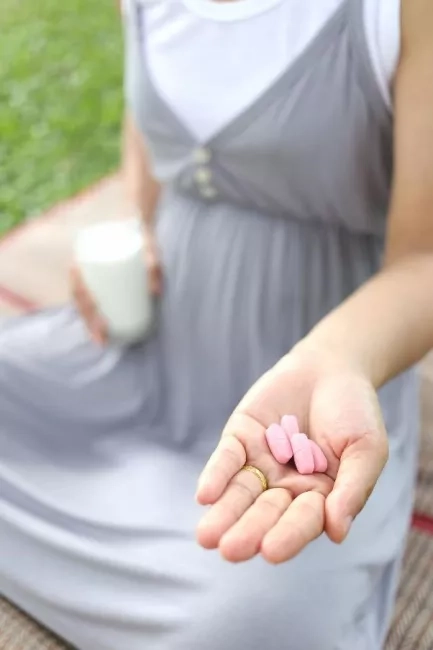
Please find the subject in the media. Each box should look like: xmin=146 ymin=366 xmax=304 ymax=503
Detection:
xmin=325 ymin=432 xmax=389 ymax=543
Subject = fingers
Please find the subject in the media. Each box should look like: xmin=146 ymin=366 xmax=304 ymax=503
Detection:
xmin=261 ymin=491 xmax=326 ymax=564
xmin=148 ymin=264 xmax=163 ymax=296
xmin=196 ymin=468 xmax=266 ymax=550
xmin=196 ymin=435 xmax=246 ymax=506
xmin=143 ymin=231 xmax=163 ymax=295
xmin=325 ymin=432 xmax=389 ymax=543
xmin=70 ymin=267 xmax=107 ymax=345
xmin=198 ymin=481 xmax=329 ymax=562
xmin=218 ymin=488 xmax=292 ymax=561
xmin=144 ymin=247 xmax=163 ymax=295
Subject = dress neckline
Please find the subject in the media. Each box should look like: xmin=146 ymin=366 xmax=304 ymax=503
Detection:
xmin=136 ymin=0 xmax=350 ymax=147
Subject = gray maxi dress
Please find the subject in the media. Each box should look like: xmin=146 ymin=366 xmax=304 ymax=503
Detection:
xmin=0 ymin=1 xmax=419 ymax=649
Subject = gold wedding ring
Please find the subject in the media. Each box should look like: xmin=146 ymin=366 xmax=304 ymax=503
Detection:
xmin=240 ymin=465 xmax=268 ymax=492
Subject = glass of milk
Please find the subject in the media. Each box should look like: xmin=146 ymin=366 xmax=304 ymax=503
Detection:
xmin=74 ymin=219 xmax=154 ymax=345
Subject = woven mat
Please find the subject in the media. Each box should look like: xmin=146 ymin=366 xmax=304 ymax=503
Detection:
xmin=414 ymin=367 xmax=433 ymax=520
xmin=0 ymin=599 xmax=69 ymax=650
xmin=385 ymin=528 xmax=433 ymax=650
xmin=1 ymin=363 xmax=433 ymax=649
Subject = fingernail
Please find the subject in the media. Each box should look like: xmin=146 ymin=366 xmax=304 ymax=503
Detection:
xmin=342 ymin=516 xmax=353 ymax=538
xmin=195 ymin=476 xmax=206 ymax=501
xmin=195 ymin=487 xmax=203 ymax=504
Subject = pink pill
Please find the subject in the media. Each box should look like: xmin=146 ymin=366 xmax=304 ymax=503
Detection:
xmin=281 ymin=415 xmax=300 ymax=440
xmin=265 ymin=423 xmax=293 ymax=464
xmin=291 ymin=433 xmax=315 ymax=475
xmin=309 ymin=440 xmax=328 ymax=473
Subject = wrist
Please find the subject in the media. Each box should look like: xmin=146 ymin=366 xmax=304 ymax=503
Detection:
xmin=294 ymin=256 xmax=433 ymax=389
xmin=287 ymin=332 xmax=377 ymax=387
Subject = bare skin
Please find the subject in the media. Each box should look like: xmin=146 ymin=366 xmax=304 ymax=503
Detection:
xmin=196 ymin=0 xmax=433 ymax=563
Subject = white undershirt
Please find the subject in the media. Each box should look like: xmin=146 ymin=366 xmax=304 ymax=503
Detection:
xmin=133 ymin=0 xmax=400 ymax=142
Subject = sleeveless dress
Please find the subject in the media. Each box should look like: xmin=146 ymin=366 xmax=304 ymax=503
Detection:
xmin=0 ymin=1 xmax=419 ymax=648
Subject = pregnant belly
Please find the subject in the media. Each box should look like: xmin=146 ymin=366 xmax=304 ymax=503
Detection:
xmin=157 ymin=191 xmax=380 ymax=356
xmin=157 ymin=194 xmax=302 ymax=399
xmin=154 ymin=191 xmax=382 ymax=442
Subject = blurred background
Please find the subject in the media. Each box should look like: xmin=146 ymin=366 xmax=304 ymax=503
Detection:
xmin=0 ymin=0 xmax=123 ymax=235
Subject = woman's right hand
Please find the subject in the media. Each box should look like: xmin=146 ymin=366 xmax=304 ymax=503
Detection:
xmin=71 ymin=224 xmax=163 ymax=345
xmin=196 ymin=345 xmax=388 ymax=564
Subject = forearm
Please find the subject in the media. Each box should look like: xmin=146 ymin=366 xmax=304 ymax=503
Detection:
xmin=302 ymin=0 xmax=433 ymax=390
xmin=303 ymin=252 xmax=433 ymax=389
xmin=121 ymin=111 xmax=160 ymax=230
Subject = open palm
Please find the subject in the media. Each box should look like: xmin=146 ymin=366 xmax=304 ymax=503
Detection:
xmin=196 ymin=349 xmax=389 ymax=564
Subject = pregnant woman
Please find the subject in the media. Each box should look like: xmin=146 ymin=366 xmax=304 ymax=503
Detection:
xmin=1 ymin=0 xmax=433 ymax=648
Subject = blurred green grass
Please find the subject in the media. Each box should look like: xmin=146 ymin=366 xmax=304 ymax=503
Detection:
xmin=0 ymin=0 xmax=123 ymax=235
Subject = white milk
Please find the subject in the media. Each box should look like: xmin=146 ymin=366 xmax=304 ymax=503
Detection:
xmin=74 ymin=220 xmax=153 ymax=344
